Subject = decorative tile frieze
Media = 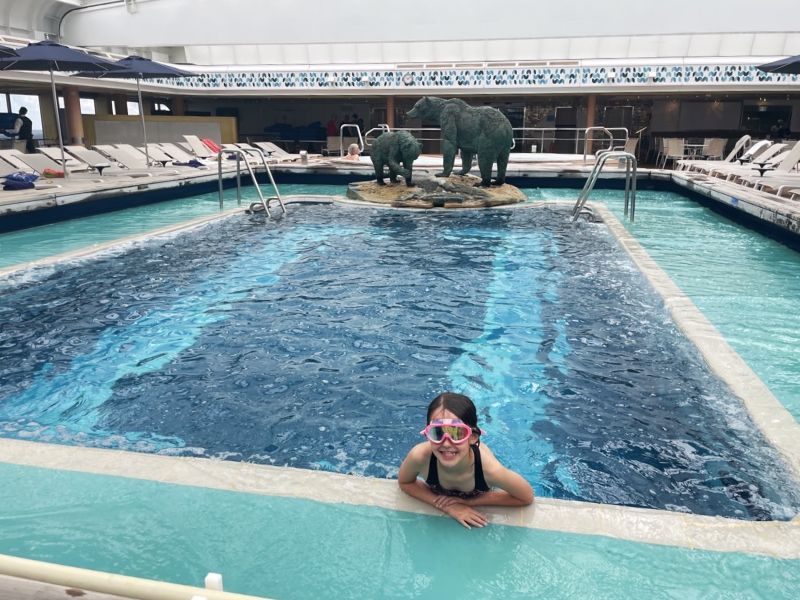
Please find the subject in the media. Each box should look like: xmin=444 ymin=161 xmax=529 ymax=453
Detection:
xmin=162 ymin=64 xmax=799 ymax=90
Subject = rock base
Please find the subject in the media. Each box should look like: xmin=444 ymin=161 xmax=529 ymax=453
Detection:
xmin=346 ymin=173 xmax=526 ymax=209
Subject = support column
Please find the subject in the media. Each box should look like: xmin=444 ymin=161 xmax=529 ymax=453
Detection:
xmin=585 ymin=94 xmax=597 ymax=154
xmin=64 ymin=86 xmax=84 ymax=145
xmin=113 ymin=94 xmax=128 ymax=115
xmin=172 ymin=96 xmax=186 ymax=116
xmin=386 ymin=96 xmax=395 ymax=129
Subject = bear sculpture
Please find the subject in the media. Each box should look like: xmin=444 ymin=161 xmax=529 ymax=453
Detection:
xmin=370 ymin=130 xmax=423 ymax=186
xmin=407 ymin=97 xmax=512 ymax=187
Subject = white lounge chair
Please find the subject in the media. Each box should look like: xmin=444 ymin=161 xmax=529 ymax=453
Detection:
xmin=677 ymin=135 xmax=751 ymax=172
xmin=708 ymin=144 xmax=788 ymax=181
xmin=93 ymin=145 xmax=178 ymax=176
xmin=37 ymin=147 xmax=90 ymax=171
xmin=64 ymin=145 xmax=114 ymax=175
xmin=183 ymin=135 xmax=218 ymax=159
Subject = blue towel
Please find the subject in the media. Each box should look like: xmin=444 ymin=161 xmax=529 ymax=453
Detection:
xmin=3 ymin=171 xmax=38 ymax=190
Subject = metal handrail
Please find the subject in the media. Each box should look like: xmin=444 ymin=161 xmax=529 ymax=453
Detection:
xmin=217 ymin=149 xmax=284 ymax=218
xmin=237 ymin=146 xmax=285 ymax=215
xmin=582 ymin=127 xmax=615 ymax=163
xmin=385 ymin=126 xmax=628 ymax=155
xmin=339 ymin=123 xmax=364 ymax=155
xmin=363 ymin=124 xmax=391 ymax=147
xmin=573 ymin=151 xmax=638 ymax=222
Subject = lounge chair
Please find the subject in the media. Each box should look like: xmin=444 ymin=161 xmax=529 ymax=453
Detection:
xmin=38 ymin=146 xmax=90 ymax=172
xmin=0 ymin=155 xmax=62 ymax=190
xmin=183 ymin=135 xmax=218 ymax=159
xmin=707 ymin=143 xmax=788 ymax=181
xmin=149 ymin=143 xmax=211 ymax=169
xmin=677 ymin=135 xmax=750 ymax=172
xmin=140 ymin=144 xmax=176 ymax=167
xmin=93 ymin=145 xmax=178 ymax=176
xmin=64 ymin=145 xmax=114 ymax=175
xmin=252 ymin=141 xmax=308 ymax=162
xmin=684 ymin=139 xmax=772 ymax=175
xmin=0 ymin=149 xmax=82 ymax=179
xmin=155 ymin=142 xmax=197 ymax=163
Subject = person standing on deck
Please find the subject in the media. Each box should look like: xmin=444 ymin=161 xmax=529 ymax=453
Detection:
xmin=4 ymin=107 xmax=35 ymax=153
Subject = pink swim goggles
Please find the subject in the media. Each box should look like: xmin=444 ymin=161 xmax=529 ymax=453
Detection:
xmin=420 ymin=419 xmax=482 ymax=445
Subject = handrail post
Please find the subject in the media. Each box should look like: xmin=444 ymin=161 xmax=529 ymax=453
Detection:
xmin=217 ymin=153 xmax=224 ymax=209
xmin=235 ymin=155 xmax=242 ymax=207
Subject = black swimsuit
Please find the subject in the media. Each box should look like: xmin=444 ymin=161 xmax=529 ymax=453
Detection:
xmin=425 ymin=444 xmax=490 ymax=498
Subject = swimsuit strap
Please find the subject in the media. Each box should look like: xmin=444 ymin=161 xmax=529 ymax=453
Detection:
xmin=472 ymin=444 xmax=490 ymax=492
xmin=425 ymin=444 xmax=490 ymax=495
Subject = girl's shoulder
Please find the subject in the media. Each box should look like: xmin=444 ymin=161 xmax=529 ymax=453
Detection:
xmin=476 ymin=443 xmax=504 ymax=475
xmin=407 ymin=441 xmax=433 ymax=464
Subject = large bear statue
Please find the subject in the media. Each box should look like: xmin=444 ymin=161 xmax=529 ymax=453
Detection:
xmin=370 ymin=130 xmax=423 ymax=186
xmin=407 ymin=97 xmax=512 ymax=187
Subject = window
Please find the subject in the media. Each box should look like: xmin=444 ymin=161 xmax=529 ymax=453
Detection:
xmin=80 ymin=98 xmax=96 ymax=115
xmin=8 ymin=94 xmax=44 ymax=139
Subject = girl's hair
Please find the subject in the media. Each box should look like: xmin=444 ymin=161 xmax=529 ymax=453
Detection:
xmin=426 ymin=392 xmax=478 ymax=429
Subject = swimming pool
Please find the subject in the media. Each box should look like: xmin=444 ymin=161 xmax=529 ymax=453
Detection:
xmin=0 ymin=185 xmax=798 ymax=598
xmin=1 ymin=200 xmax=797 ymax=521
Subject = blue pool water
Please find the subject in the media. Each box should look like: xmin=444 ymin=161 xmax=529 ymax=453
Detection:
xmin=1 ymin=203 xmax=797 ymax=520
xmin=0 ymin=183 xmax=343 ymax=269
xmin=1 ymin=462 xmax=797 ymax=600
xmin=531 ymin=187 xmax=800 ymax=420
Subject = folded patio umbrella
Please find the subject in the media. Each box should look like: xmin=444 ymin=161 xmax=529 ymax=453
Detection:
xmin=0 ymin=40 xmax=125 ymax=177
xmin=78 ymin=56 xmax=194 ymax=166
xmin=756 ymin=54 xmax=800 ymax=75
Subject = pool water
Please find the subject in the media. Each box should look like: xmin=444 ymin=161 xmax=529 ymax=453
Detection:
xmin=531 ymin=187 xmax=800 ymax=420
xmin=0 ymin=183 xmax=343 ymax=270
xmin=1 ymin=203 xmax=797 ymax=520
xmin=0 ymin=462 xmax=797 ymax=600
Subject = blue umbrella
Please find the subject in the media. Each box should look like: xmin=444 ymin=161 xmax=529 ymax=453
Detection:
xmin=78 ymin=56 xmax=194 ymax=166
xmin=0 ymin=40 xmax=125 ymax=176
xmin=757 ymin=54 xmax=800 ymax=75
xmin=0 ymin=45 xmax=19 ymax=58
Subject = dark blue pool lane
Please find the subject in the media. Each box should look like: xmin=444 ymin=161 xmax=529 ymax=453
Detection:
xmin=0 ymin=204 xmax=797 ymax=520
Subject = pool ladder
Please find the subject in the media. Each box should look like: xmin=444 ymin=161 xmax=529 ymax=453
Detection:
xmin=572 ymin=151 xmax=637 ymax=222
xmin=217 ymin=148 xmax=286 ymax=218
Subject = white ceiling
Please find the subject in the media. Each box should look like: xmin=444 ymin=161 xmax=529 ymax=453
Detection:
xmin=1 ymin=0 xmax=799 ymax=68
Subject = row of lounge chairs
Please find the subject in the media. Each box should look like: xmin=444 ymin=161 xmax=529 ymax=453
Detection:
xmin=676 ymin=135 xmax=800 ymax=199
xmin=0 ymin=136 xmax=309 ymax=185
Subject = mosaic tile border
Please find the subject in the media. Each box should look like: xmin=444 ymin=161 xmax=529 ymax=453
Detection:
xmin=161 ymin=64 xmax=800 ymax=90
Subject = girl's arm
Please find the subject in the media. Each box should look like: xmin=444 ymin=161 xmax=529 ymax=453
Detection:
xmin=397 ymin=444 xmax=488 ymax=529
xmin=468 ymin=446 xmax=534 ymax=507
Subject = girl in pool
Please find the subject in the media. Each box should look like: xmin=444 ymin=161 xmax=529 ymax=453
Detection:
xmin=398 ymin=392 xmax=534 ymax=529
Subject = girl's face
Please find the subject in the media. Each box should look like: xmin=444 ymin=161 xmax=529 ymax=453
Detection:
xmin=427 ymin=408 xmax=477 ymax=468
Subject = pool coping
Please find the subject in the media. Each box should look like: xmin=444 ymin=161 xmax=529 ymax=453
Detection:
xmin=0 ymin=197 xmax=798 ymax=564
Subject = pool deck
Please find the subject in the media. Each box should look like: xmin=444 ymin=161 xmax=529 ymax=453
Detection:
xmin=2 ymin=153 xmax=799 ymax=238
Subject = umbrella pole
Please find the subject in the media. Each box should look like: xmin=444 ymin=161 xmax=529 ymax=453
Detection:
xmin=50 ymin=68 xmax=69 ymax=179
xmin=137 ymin=76 xmax=150 ymax=167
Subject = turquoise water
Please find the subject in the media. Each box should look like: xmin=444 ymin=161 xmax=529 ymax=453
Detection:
xmin=0 ymin=184 xmax=342 ymax=269
xmin=1 ymin=462 xmax=796 ymax=599
xmin=528 ymin=187 xmax=800 ymax=421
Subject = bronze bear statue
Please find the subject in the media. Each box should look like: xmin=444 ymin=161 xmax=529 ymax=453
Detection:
xmin=370 ymin=130 xmax=422 ymax=186
xmin=407 ymin=97 xmax=512 ymax=187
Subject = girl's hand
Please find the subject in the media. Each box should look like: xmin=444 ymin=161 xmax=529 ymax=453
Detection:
xmin=442 ymin=503 xmax=488 ymax=529
xmin=432 ymin=495 xmax=462 ymax=510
